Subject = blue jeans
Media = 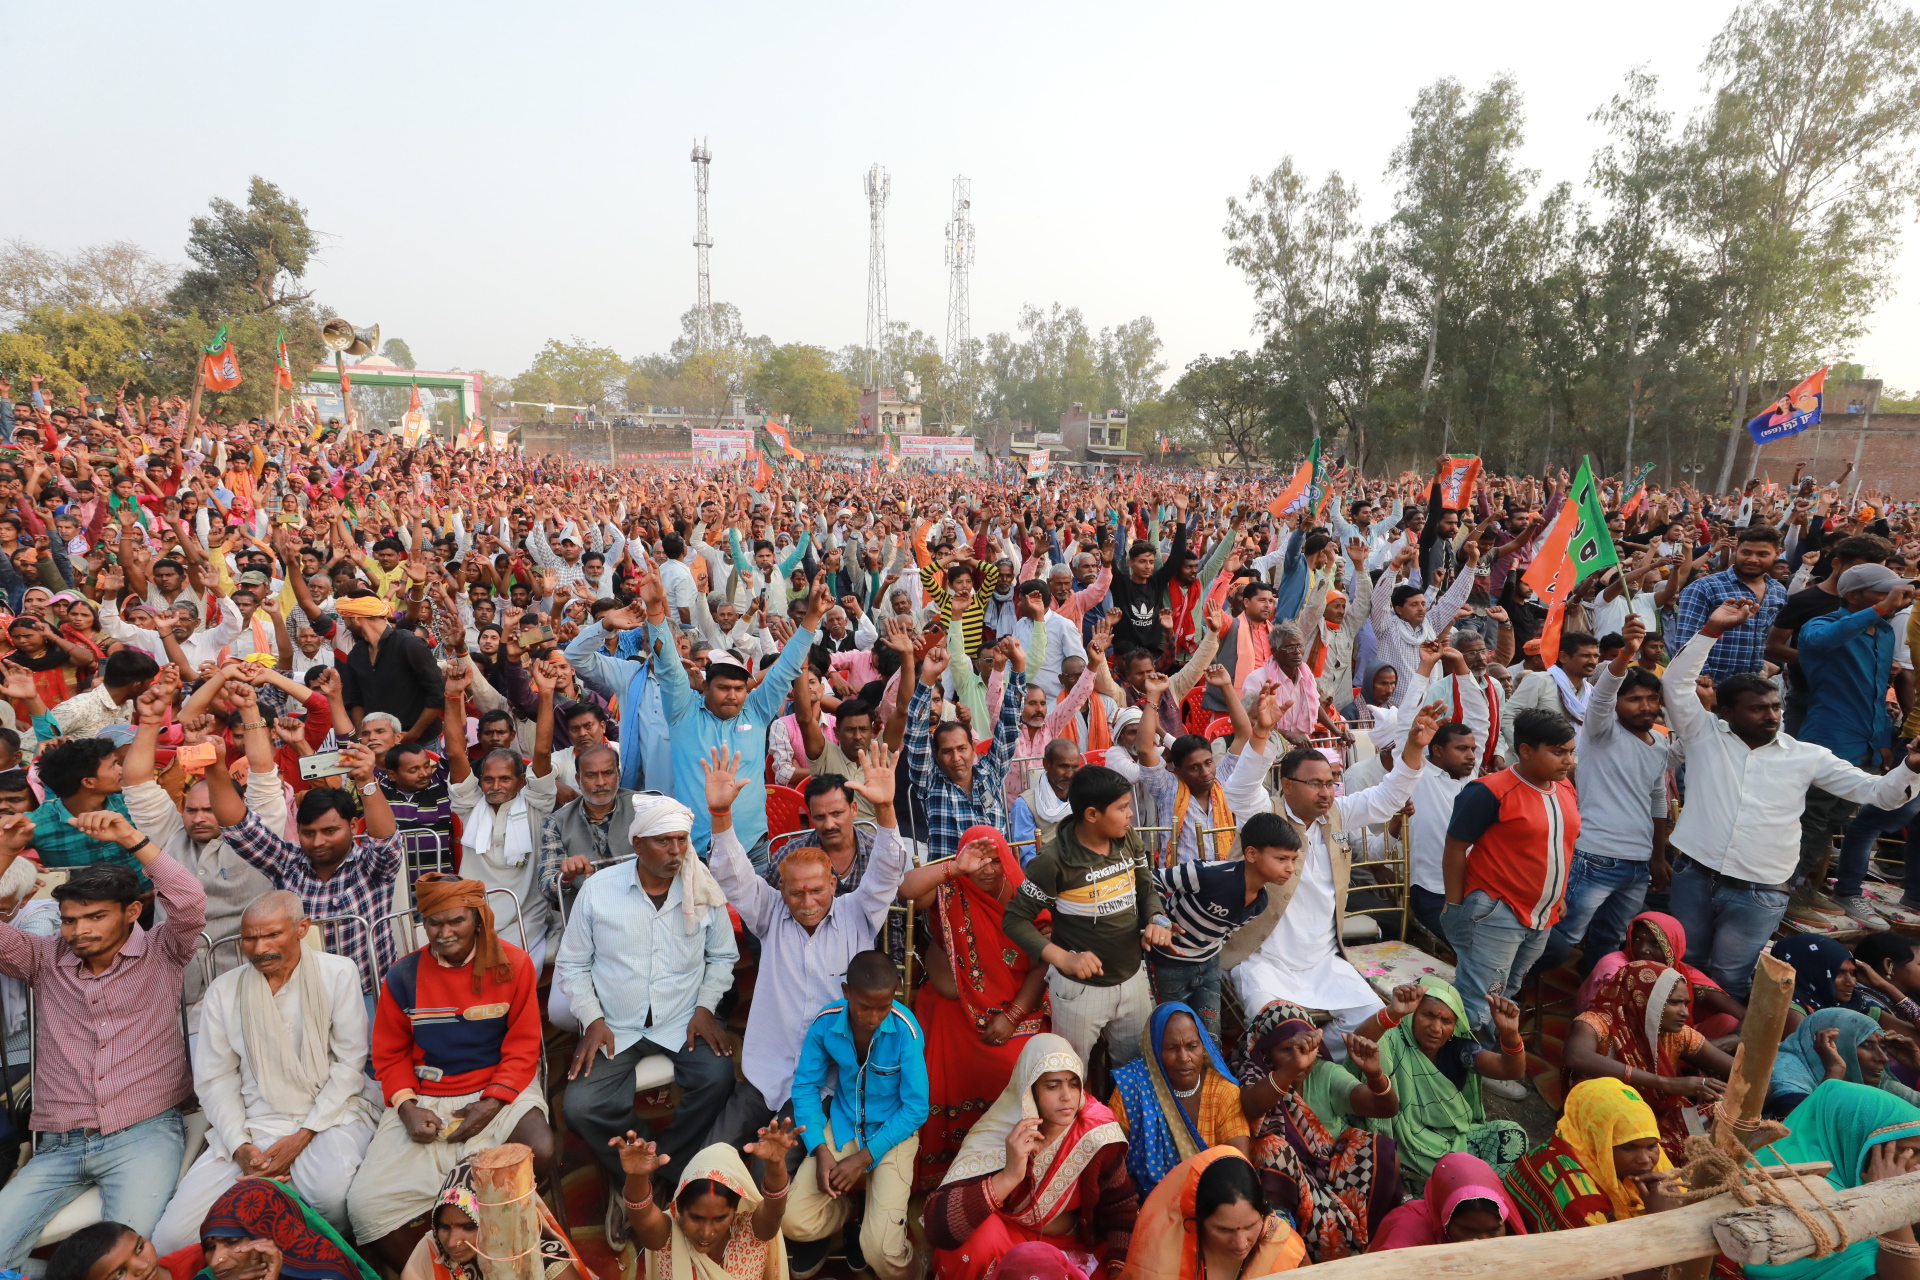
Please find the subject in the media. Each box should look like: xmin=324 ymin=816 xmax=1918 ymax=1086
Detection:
xmin=1410 ymin=885 xmax=1448 ymax=944
xmin=0 ymin=1108 xmax=186 ymax=1268
xmin=1149 ymin=954 xmax=1222 ymax=1039
xmin=1668 ymin=856 xmax=1790 ymax=1002
xmin=1540 ymin=852 xmax=1651 ymax=975
xmin=1442 ymin=890 xmax=1550 ymax=1050
xmin=1834 ymin=791 xmax=1920 ymax=899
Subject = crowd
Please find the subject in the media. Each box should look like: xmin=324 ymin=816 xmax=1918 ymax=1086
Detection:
xmin=3 ymin=379 xmax=1920 ymax=1280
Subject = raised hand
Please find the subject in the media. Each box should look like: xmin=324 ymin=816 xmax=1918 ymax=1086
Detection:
xmin=609 ymin=1131 xmax=673 ymax=1180
xmin=848 ymin=741 xmax=897 ymax=808
xmin=744 ymin=1115 xmax=802 ymax=1167
xmin=701 ymin=746 xmax=749 ymax=813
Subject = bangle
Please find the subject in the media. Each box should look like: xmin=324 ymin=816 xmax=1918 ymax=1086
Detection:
xmin=621 ymin=1194 xmax=654 ymax=1211
xmin=239 ymin=720 xmax=268 ymax=730
xmin=1500 ymin=1038 xmax=1525 ymax=1056
xmin=125 ymin=836 xmax=150 ymax=855
xmin=1004 ymin=1004 xmax=1026 ymax=1020
xmin=1367 ymin=1072 xmax=1392 ymax=1095
xmin=1879 ymin=1237 xmax=1920 ymax=1258
xmin=761 ymin=1181 xmax=790 ymax=1200
xmin=1377 ymin=1010 xmax=1403 ymax=1030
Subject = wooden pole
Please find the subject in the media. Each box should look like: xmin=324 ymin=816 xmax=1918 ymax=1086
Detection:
xmin=470 ymin=1141 xmax=541 ymax=1280
xmin=1716 ymin=1169 xmax=1920 ymax=1266
xmin=1667 ymin=949 xmax=1798 ymax=1280
xmin=1301 ymin=1163 xmax=1845 ymax=1280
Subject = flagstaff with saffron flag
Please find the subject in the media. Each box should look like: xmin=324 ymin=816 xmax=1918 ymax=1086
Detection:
xmin=1521 ymin=456 xmax=1619 ymax=665
xmin=1266 ymin=436 xmax=1324 ymax=518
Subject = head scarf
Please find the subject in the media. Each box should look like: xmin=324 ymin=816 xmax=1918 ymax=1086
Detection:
xmin=1773 ymin=1008 xmax=1883 ymax=1101
xmin=941 ymin=1034 xmax=1125 ymax=1228
xmin=1371 ymin=979 xmax=1526 ymax=1187
xmin=197 ymin=1178 xmax=377 ymax=1280
xmin=333 ymin=594 xmax=390 ymax=619
xmin=1242 ymin=999 xmax=1319 ymax=1067
xmin=1554 ymin=1078 xmax=1672 ymax=1220
xmin=425 ymin=1158 xmax=582 ymax=1280
xmin=1754 ymin=1082 xmax=1920 ymax=1280
xmin=628 ymin=795 xmax=728 ymax=936
xmin=993 ymin=1242 xmax=1090 ymax=1280
xmin=1775 ymin=935 xmax=1867 ymax=1013
xmin=1117 ymin=1147 xmax=1303 ymax=1280
xmin=1369 ymin=1151 xmax=1527 ymax=1252
xmin=413 ymin=875 xmax=513 ymax=994
xmin=1586 ymin=960 xmax=1688 ymax=1080
xmin=1111 ymin=1002 xmax=1238 ymax=1190
xmin=1575 ymin=911 xmax=1724 ymax=1012
xmin=659 ymin=1144 xmax=789 ymax=1280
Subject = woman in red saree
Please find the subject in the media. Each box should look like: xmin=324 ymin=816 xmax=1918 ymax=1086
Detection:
xmin=925 ymin=1034 xmax=1138 ymax=1280
xmin=912 ymin=824 xmax=1052 ymax=1191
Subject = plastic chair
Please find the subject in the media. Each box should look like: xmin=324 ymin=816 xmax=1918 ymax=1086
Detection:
xmin=765 ymin=784 xmax=808 ymax=839
xmin=1083 ymin=748 xmax=1108 ymax=767
xmin=1203 ymin=715 xmax=1234 ymax=741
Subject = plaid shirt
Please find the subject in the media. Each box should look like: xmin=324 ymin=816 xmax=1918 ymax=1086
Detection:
xmin=762 ymin=825 xmax=878 ymax=892
xmin=31 ymin=793 xmax=142 ymax=888
xmin=221 ymin=811 xmax=402 ymax=992
xmin=1670 ymin=567 xmax=1787 ymax=682
xmin=905 ymin=672 xmax=1025 ymax=861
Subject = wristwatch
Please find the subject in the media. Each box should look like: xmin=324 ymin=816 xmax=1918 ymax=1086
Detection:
xmin=358 ymin=781 xmax=381 ymax=796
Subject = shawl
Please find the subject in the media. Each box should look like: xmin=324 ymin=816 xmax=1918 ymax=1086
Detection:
xmin=1547 ymin=665 xmax=1591 ymax=724
xmin=1775 ymin=935 xmax=1872 ymax=1014
xmin=1573 ymin=961 xmax=1695 ymax=1158
xmin=1772 ymin=1008 xmax=1881 ymax=1102
xmin=1117 ymin=1147 xmax=1304 ymax=1280
xmin=1163 ymin=781 xmax=1233 ymax=867
xmin=934 ymin=825 xmax=1048 ymax=1037
xmin=654 ymin=1143 xmax=789 ymax=1280
xmin=992 ymin=1243 xmax=1089 ymax=1280
xmin=195 ymin=1178 xmax=377 ymax=1280
xmin=941 ymin=1034 xmax=1127 ymax=1230
xmin=1370 ymin=1152 xmax=1527 ymax=1252
xmin=1370 ymin=980 xmax=1489 ymax=1184
xmin=1752 ymin=1082 xmax=1920 ymax=1280
xmin=424 ymin=1158 xmax=582 ymax=1280
xmin=236 ymin=950 xmax=335 ymax=1120
xmin=1574 ymin=911 xmax=1721 ymax=1013
xmin=1110 ymin=1002 xmax=1238 ymax=1191
xmin=1545 ymin=1078 xmax=1672 ymax=1222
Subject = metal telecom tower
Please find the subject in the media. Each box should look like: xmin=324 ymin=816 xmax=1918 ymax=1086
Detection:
xmin=944 ymin=176 xmax=974 ymax=427
xmin=691 ymin=139 xmax=713 ymax=352
xmin=864 ymin=164 xmax=890 ymax=388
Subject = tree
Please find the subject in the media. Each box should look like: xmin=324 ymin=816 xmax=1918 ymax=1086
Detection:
xmin=380 ymin=338 xmax=416 ymax=369
xmin=1096 ymin=318 xmax=1167 ymax=408
xmin=170 ymin=177 xmax=319 ymax=315
xmin=756 ymin=344 xmax=856 ymax=427
xmin=1677 ymin=0 xmax=1920 ymax=488
xmin=1170 ymin=352 xmax=1279 ymax=468
xmin=0 ymin=238 xmax=178 ymax=322
xmin=511 ymin=339 xmax=628 ymax=416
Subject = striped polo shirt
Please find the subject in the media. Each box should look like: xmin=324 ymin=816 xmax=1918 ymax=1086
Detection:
xmin=1445 ymin=767 xmax=1579 ymax=930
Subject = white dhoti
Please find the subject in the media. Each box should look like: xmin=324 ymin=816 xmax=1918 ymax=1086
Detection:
xmin=345 ymin=1088 xmax=548 ymax=1242
xmin=152 ymin=1112 xmax=377 ymax=1253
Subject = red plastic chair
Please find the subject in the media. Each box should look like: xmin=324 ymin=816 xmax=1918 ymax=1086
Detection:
xmin=1203 ymin=715 xmax=1235 ymax=741
xmin=765 ymin=784 xmax=808 ymax=840
xmin=1083 ymin=748 xmax=1108 ymax=767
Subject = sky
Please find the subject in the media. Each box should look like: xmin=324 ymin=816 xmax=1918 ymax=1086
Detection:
xmin=8 ymin=0 xmax=1920 ymax=396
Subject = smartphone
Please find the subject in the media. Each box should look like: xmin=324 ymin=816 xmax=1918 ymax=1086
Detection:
xmin=518 ymin=624 xmax=555 ymax=647
xmin=298 ymin=751 xmax=352 ymax=782
xmin=85 ymin=395 xmax=103 ymax=404
xmin=176 ymin=741 xmax=219 ymax=773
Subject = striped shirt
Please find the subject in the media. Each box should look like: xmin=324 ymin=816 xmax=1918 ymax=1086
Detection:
xmin=1152 ymin=860 xmax=1269 ymax=963
xmin=0 ymin=848 xmax=206 ymax=1133
xmin=1446 ymin=767 xmax=1580 ymax=930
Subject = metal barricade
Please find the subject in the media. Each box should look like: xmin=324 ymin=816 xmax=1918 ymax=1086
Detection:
xmin=202 ymin=913 xmax=375 ymax=993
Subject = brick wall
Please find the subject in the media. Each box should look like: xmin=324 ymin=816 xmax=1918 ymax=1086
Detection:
xmin=1732 ymin=411 xmax=1920 ymax=495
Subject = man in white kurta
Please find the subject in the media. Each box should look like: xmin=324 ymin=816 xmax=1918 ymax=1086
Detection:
xmin=1221 ymin=718 xmax=1427 ymax=1053
xmin=151 ymin=891 xmax=378 ymax=1252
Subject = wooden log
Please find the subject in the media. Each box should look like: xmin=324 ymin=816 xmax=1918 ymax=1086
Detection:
xmin=1298 ymin=1162 xmax=1837 ymax=1280
xmin=1714 ymin=1169 xmax=1920 ymax=1265
xmin=470 ymin=1141 xmax=541 ymax=1280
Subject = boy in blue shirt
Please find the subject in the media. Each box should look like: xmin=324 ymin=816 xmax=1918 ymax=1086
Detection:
xmin=783 ymin=950 xmax=928 ymax=1280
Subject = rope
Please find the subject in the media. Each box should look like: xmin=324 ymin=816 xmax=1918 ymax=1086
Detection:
xmin=1665 ymin=1133 xmax=1850 ymax=1260
xmin=474 ymin=1185 xmax=537 ymax=1207
xmin=471 ymin=1183 xmax=544 ymax=1261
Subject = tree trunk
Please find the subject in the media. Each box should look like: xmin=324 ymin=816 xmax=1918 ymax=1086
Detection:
xmin=471 ymin=1142 xmax=541 ymax=1280
xmin=1716 ymin=325 xmax=1759 ymax=493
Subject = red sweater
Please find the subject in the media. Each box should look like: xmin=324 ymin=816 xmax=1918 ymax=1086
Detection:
xmin=372 ymin=940 xmax=540 ymax=1105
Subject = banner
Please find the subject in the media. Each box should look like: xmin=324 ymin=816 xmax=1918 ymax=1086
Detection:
xmin=1746 ymin=366 xmax=1829 ymax=445
xmin=458 ymin=415 xmax=485 ymax=451
xmin=1026 ymin=449 xmax=1050 ymax=478
xmin=1435 ymin=454 xmax=1482 ymax=510
xmin=489 ymin=426 xmax=516 ymax=450
xmin=201 ymin=326 xmax=243 ymax=391
xmin=691 ymin=428 xmax=753 ymax=459
xmin=883 ymin=433 xmax=899 ymax=472
xmin=1522 ymin=456 xmax=1620 ymax=665
xmin=899 ymin=435 xmax=976 ymax=460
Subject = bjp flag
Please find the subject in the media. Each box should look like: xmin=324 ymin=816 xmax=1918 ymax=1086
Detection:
xmin=1435 ymin=455 xmax=1482 ymax=510
xmin=201 ymin=327 xmax=243 ymax=391
xmin=274 ymin=328 xmax=295 ymax=391
xmin=1521 ymin=456 xmax=1619 ymax=665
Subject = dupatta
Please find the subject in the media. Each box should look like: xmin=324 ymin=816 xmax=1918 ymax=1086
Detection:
xmin=1110 ymin=1002 xmax=1236 ymax=1191
xmin=934 ymin=826 xmax=1048 ymax=1037
xmin=653 ymin=1144 xmax=790 ymax=1280
xmin=942 ymin=1034 xmax=1126 ymax=1230
xmin=423 ymin=1158 xmax=583 ymax=1280
xmin=1371 ymin=980 xmax=1489 ymax=1182
xmin=195 ymin=1178 xmax=377 ymax=1280
xmin=1753 ymin=1082 xmax=1920 ymax=1280
xmin=1118 ymin=1147 xmax=1304 ymax=1280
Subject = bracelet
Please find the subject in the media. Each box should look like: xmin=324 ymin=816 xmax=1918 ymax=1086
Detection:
xmin=1879 ymin=1237 xmax=1920 ymax=1258
xmin=1500 ymin=1038 xmax=1526 ymax=1056
xmin=125 ymin=837 xmax=150 ymax=855
xmin=761 ymin=1181 xmax=790 ymax=1200
xmin=1366 ymin=1072 xmax=1392 ymax=1095
xmin=1377 ymin=1010 xmax=1402 ymax=1030
xmin=1004 ymin=1004 xmax=1026 ymax=1020
xmin=621 ymin=1194 xmax=654 ymax=1211
xmin=238 ymin=720 xmax=268 ymax=731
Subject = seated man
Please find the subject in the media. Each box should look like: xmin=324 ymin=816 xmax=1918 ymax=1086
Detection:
xmin=0 ymin=811 xmax=206 ymax=1268
xmin=381 ymin=741 xmax=455 ymax=885
xmin=539 ymin=742 xmax=639 ymax=914
xmin=783 ymin=950 xmax=929 ymax=1280
xmin=704 ymin=742 xmax=904 ymax=1218
xmin=765 ymin=773 xmax=876 ymax=894
xmin=347 ymin=875 xmax=550 ymax=1269
xmin=903 ymin=640 xmax=1027 ymax=861
xmin=1009 ymin=738 xmax=1083 ymax=855
xmin=556 ymin=793 xmax=738 ymax=1244
xmin=151 ymin=890 xmax=378 ymax=1251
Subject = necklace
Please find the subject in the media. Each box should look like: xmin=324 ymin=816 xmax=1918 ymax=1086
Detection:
xmin=1172 ymin=1080 xmax=1201 ymax=1099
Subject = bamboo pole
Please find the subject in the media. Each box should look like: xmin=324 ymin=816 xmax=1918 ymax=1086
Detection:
xmin=1302 ymin=1162 xmax=1847 ymax=1280
xmin=1664 ymin=949 xmax=1797 ymax=1280
xmin=1715 ymin=1169 xmax=1920 ymax=1266
xmin=470 ymin=1141 xmax=541 ymax=1280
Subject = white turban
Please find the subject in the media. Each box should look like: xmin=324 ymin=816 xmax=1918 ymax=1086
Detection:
xmin=629 ymin=794 xmax=696 ymax=843
xmin=1110 ymin=707 xmax=1143 ymax=737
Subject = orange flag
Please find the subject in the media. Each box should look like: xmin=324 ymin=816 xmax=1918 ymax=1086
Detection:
xmin=1266 ymin=456 xmax=1314 ymax=519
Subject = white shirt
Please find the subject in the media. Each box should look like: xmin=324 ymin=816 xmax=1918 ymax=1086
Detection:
xmin=552 ymin=859 xmax=738 ymax=1056
xmin=1013 ymin=611 xmax=1087 ymax=697
xmin=1663 ymin=631 xmax=1920 ymax=883
xmin=660 ymin=557 xmax=697 ymax=618
xmin=1408 ymin=766 xmax=1471 ymax=894
xmin=194 ymin=951 xmax=372 ymax=1159
xmin=708 ymin=819 xmax=907 ymax=1107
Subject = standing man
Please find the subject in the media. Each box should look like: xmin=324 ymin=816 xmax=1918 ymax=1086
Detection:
xmin=1367 ymin=542 xmax=1483 ymax=707
xmin=1440 ymin=708 xmax=1581 ymax=1053
xmin=0 ymin=809 xmax=205 ymax=1267
xmin=1668 ymin=525 xmax=1787 ymax=681
xmin=337 ymin=591 xmax=445 ymax=744
xmin=1539 ymin=615 xmax=1672 ymax=974
xmin=1405 ymin=720 xmax=1480 ymax=943
xmin=1502 ymin=631 xmax=1602 ymax=739
xmin=1662 ymin=597 xmax=1920 ymax=1000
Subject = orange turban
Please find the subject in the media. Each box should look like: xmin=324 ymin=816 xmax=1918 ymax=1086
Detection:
xmin=334 ymin=594 xmax=391 ymax=618
xmin=414 ymin=874 xmax=512 ymax=993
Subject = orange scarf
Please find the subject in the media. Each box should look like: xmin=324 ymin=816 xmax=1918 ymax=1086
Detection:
xmin=1164 ymin=782 xmax=1233 ymax=866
